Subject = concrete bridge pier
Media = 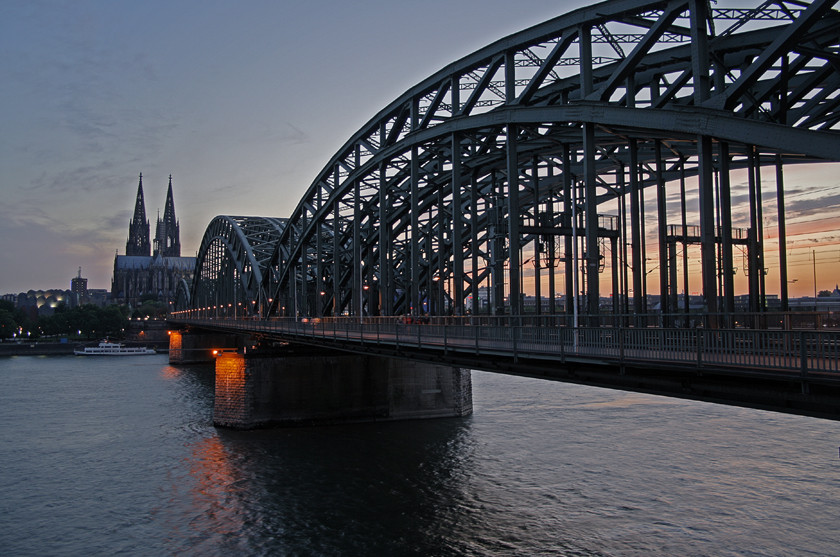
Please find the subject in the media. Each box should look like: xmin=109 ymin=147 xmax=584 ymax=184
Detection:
xmin=212 ymin=350 xmax=472 ymax=429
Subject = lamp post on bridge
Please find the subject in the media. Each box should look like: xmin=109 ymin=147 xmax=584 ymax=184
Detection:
xmin=359 ymin=260 xmax=365 ymax=320
xmin=293 ymin=271 xmax=299 ymax=321
xmin=812 ymin=249 xmax=818 ymax=311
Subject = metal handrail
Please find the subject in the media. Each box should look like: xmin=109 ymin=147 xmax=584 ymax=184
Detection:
xmin=168 ymin=316 xmax=840 ymax=376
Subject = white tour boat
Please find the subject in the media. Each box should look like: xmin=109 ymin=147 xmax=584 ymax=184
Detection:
xmin=74 ymin=340 xmax=156 ymax=356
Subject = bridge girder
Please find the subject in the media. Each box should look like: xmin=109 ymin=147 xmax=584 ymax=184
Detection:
xmin=261 ymin=0 xmax=840 ymax=319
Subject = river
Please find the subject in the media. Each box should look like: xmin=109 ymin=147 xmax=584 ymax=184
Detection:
xmin=1 ymin=354 xmax=838 ymax=556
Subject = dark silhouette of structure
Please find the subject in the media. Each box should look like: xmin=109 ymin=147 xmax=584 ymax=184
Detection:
xmin=177 ymin=0 xmax=840 ymax=323
xmin=154 ymin=176 xmax=181 ymax=258
xmin=168 ymin=0 xmax=840 ymax=424
xmin=112 ymin=174 xmax=194 ymax=307
xmin=70 ymin=267 xmax=88 ymax=303
xmin=125 ymin=174 xmax=151 ymax=257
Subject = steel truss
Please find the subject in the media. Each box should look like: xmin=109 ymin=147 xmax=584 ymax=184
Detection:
xmin=253 ymin=0 xmax=840 ymax=321
xmin=185 ymin=216 xmax=287 ymax=316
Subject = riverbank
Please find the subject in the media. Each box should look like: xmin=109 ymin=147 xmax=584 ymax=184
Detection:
xmin=0 ymin=341 xmax=168 ymax=357
xmin=0 ymin=342 xmax=76 ymax=356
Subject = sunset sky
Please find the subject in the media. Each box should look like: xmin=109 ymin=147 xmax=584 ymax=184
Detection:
xmin=2 ymin=0 xmax=837 ymax=299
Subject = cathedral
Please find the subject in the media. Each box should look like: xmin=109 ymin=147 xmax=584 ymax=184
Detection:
xmin=111 ymin=174 xmax=196 ymax=307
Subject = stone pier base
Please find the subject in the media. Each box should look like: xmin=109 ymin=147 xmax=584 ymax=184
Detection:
xmin=213 ymin=352 xmax=472 ymax=429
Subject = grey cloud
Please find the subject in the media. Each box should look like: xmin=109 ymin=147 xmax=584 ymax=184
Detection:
xmin=785 ymin=193 xmax=840 ymax=219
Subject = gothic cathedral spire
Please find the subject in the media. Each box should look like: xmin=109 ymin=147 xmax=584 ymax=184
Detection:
xmin=154 ymin=174 xmax=181 ymax=257
xmin=126 ymin=173 xmax=151 ymax=256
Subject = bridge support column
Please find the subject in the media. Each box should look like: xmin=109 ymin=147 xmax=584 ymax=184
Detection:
xmin=168 ymin=330 xmax=242 ymax=364
xmin=212 ymin=351 xmax=472 ymax=429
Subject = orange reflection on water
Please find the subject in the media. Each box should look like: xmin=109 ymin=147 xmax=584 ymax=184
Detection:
xmin=160 ymin=365 xmax=182 ymax=380
xmin=183 ymin=435 xmax=245 ymax=539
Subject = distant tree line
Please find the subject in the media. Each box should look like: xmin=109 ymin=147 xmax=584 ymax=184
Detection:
xmin=0 ymin=300 xmax=32 ymax=340
xmin=0 ymin=300 xmax=133 ymax=340
xmin=40 ymin=304 xmax=130 ymax=339
xmin=0 ymin=290 xmax=180 ymax=340
xmin=133 ymin=294 xmax=168 ymax=319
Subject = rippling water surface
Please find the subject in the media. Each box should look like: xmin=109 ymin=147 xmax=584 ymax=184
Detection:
xmin=1 ymin=354 xmax=838 ymax=556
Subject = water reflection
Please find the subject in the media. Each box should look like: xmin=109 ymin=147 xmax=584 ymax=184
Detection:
xmin=174 ymin=417 xmax=475 ymax=555
xmin=145 ymin=363 xmax=840 ymax=555
xmin=183 ymin=435 xmax=247 ymax=553
xmin=5 ymin=357 xmax=838 ymax=555
xmin=159 ymin=364 xmax=183 ymax=381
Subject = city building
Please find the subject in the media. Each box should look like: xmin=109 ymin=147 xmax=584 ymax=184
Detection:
xmin=15 ymin=289 xmax=76 ymax=317
xmin=71 ymin=267 xmax=88 ymax=303
xmin=111 ymin=174 xmax=195 ymax=307
xmin=86 ymin=289 xmax=110 ymax=307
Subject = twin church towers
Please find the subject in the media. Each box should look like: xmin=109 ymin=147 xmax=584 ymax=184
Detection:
xmin=112 ymin=174 xmax=195 ymax=306
xmin=126 ymin=173 xmax=181 ymax=258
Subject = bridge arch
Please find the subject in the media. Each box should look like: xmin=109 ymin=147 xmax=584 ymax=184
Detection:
xmin=189 ymin=216 xmax=287 ymax=317
xmin=174 ymin=278 xmax=191 ymax=312
xmin=264 ymin=0 xmax=840 ymax=320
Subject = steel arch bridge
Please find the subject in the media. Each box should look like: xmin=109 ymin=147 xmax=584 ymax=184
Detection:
xmin=185 ymin=0 xmax=840 ymax=323
xmin=178 ymin=216 xmax=287 ymax=316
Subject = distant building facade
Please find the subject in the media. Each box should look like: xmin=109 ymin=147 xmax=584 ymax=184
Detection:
xmin=16 ymin=289 xmax=76 ymax=318
xmin=87 ymin=289 xmax=110 ymax=307
xmin=6 ymin=271 xmax=104 ymax=317
xmin=111 ymin=174 xmax=195 ymax=307
xmin=71 ymin=267 xmax=88 ymax=302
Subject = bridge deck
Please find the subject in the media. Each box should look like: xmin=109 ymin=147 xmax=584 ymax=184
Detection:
xmin=169 ymin=317 xmax=840 ymax=420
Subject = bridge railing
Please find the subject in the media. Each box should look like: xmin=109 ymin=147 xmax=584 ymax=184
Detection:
xmin=336 ymin=312 xmax=838 ymax=330
xmin=169 ymin=315 xmax=840 ymax=376
xmin=168 ymin=310 xmax=839 ymax=330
